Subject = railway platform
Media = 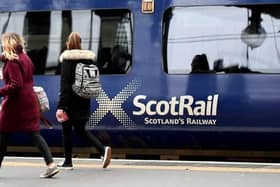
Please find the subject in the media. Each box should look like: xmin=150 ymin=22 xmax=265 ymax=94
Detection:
xmin=1 ymin=157 xmax=280 ymax=187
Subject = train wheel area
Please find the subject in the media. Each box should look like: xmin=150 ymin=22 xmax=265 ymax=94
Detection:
xmin=6 ymin=146 xmax=280 ymax=163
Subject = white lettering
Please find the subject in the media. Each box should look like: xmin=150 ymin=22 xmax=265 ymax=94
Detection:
xmin=212 ymin=94 xmax=219 ymax=115
xmin=206 ymin=95 xmax=212 ymax=115
xmin=186 ymin=118 xmax=217 ymax=125
xmin=146 ymin=100 xmax=157 ymax=115
xmin=193 ymin=101 xmax=205 ymax=116
xmin=156 ymin=101 xmax=169 ymax=115
xmin=169 ymin=97 xmax=179 ymax=115
xmin=179 ymin=96 xmax=193 ymax=115
xmin=133 ymin=94 xmax=219 ymax=117
xmin=133 ymin=95 xmax=147 ymax=115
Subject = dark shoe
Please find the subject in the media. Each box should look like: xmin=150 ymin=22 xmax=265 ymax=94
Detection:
xmin=102 ymin=146 xmax=112 ymax=168
xmin=40 ymin=166 xmax=60 ymax=178
xmin=57 ymin=162 xmax=73 ymax=170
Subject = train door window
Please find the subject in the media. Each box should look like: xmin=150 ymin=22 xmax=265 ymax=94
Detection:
xmin=0 ymin=11 xmax=27 ymax=76
xmin=95 ymin=10 xmax=133 ymax=74
xmin=24 ymin=11 xmax=51 ymax=74
xmin=0 ymin=9 xmax=133 ymax=75
xmin=163 ymin=5 xmax=280 ymax=74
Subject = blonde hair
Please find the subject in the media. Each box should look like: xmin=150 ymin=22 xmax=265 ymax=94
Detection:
xmin=66 ymin=32 xmax=82 ymax=50
xmin=1 ymin=32 xmax=25 ymax=60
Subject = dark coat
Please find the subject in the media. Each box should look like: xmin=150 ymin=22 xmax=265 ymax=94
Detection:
xmin=0 ymin=49 xmax=40 ymax=132
xmin=57 ymin=49 xmax=96 ymax=120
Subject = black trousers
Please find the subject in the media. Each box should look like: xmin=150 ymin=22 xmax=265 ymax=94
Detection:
xmin=61 ymin=119 xmax=105 ymax=164
xmin=0 ymin=131 xmax=54 ymax=167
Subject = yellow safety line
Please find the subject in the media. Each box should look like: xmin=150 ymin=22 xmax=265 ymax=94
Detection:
xmin=3 ymin=162 xmax=280 ymax=173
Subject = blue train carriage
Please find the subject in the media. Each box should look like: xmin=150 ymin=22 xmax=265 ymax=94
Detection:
xmin=0 ymin=0 xmax=280 ymax=160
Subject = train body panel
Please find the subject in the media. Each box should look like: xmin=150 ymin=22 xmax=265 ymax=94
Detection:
xmin=1 ymin=0 xmax=280 ymax=156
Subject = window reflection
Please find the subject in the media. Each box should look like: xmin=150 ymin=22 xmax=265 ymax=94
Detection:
xmin=163 ymin=5 xmax=280 ymax=74
xmin=0 ymin=9 xmax=133 ymax=75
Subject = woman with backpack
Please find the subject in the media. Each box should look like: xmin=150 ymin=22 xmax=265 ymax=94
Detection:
xmin=56 ymin=32 xmax=111 ymax=169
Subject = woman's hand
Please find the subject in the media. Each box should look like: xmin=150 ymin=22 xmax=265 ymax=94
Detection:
xmin=56 ymin=109 xmax=69 ymax=122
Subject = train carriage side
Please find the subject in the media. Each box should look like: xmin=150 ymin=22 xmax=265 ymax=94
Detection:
xmin=157 ymin=0 xmax=280 ymax=159
xmin=0 ymin=0 xmax=280 ymax=160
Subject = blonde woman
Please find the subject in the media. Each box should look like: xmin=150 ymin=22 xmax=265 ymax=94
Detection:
xmin=0 ymin=32 xmax=59 ymax=178
xmin=56 ymin=32 xmax=111 ymax=169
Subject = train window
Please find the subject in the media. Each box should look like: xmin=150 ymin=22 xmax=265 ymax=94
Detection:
xmin=163 ymin=5 xmax=280 ymax=74
xmin=0 ymin=9 xmax=133 ymax=75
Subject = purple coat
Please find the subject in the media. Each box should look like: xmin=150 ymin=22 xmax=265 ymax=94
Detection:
xmin=0 ymin=49 xmax=40 ymax=132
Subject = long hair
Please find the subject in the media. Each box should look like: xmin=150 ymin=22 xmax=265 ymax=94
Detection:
xmin=1 ymin=32 xmax=25 ymax=60
xmin=66 ymin=32 xmax=82 ymax=50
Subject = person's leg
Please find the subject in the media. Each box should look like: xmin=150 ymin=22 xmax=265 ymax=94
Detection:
xmin=61 ymin=120 xmax=73 ymax=165
xmin=73 ymin=120 xmax=111 ymax=168
xmin=30 ymin=131 xmax=54 ymax=165
xmin=30 ymin=131 xmax=59 ymax=178
xmin=73 ymin=120 xmax=105 ymax=154
xmin=0 ymin=132 xmax=9 ymax=168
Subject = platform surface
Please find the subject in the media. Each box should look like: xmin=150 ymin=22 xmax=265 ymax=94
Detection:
xmin=1 ymin=157 xmax=280 ymax=187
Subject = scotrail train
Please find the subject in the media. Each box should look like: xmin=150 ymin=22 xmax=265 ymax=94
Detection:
xmin=0 ymin=0 xmax=280 ymax=160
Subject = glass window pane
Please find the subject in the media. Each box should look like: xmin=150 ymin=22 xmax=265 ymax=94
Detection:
xmin=0 ymin=9 xmax=133 ymax=75
xmin=163 ymin=5 xmax=280 ymax=74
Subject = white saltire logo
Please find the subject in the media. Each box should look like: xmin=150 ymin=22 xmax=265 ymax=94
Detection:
xmin=87 ymin=79 xmax=141 ymax=128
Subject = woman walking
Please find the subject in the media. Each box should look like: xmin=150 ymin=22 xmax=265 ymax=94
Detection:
xmin=0 ymin=32 xmax=59 ymax=178
xmin=56 ymin=32 xmax=111 ymax=169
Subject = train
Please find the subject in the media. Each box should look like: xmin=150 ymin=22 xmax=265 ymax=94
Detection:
xmin=0 ymin=0 xmax=280 ymax=161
